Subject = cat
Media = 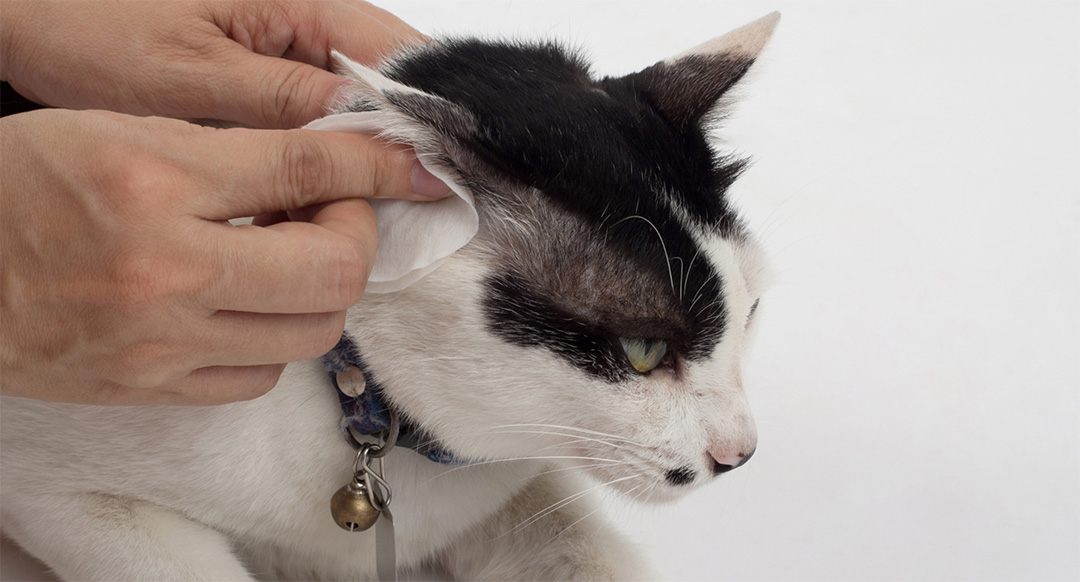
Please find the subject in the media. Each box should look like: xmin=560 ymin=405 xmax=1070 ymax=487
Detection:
xmin=0 ymin=12 xmax=778 ymax=581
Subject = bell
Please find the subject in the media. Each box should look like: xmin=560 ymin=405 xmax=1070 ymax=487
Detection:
xmin=330 ymin=480 xmax=380 ymax=532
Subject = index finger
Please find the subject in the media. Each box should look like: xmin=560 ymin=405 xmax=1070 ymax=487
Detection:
xmin=278 ymin=1 xmax=428 ymax=67
xmin=201 ymin=1 xmax=429 ymax=129
xmin=189 ymin=126 xmax=450 ymax=220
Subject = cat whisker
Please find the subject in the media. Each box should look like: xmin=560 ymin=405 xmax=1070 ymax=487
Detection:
xmin=545 ymin=480 xmax=653 ymax=545
xmin=670 ymin=255 xmax=684 ymax=302
xmin=395 ymin=355 xmax=484 ymax=364
xmin=490 ymin=429 xmax=640 ymax=454
xmin=631 ymin=479 xmax=660 ymax=504
xmin=532 ymin=436 xmax=622 ymax=455
xmin=408 ymin=423 xmax=646 ymax=456
xmin=406 ymin=431 xmax=622 ymax=468
xmin=610 ymin=214 xmax=675 ymax=295
xmin=767 ymin=231 xmax=830 ymax=260
xmin=545 ymin=502 xmax=607 ymax=545
xmin=688 ymin=268 xmax=721 ymax=314
xmin=528 ymin=460 xmax=632 ymax=481
xmin=289 ymin=390 xmax=327 ymax=417
xmin=488 ymin=423 xmax=649 ymax=448
xmin=526 ymin=438 xmax=650 ymax=468
xmin=499 ymin=474 xmax=641 ymax=539
xmin=419 ymin=455 xmax=627 ymax=488
xmin=754 ymin=180 xmax=813 ymax=245
xmin=681 ymin=248 xmax=702 ymax=303
xmin=596 ymin=202 xmax=614 ymax=232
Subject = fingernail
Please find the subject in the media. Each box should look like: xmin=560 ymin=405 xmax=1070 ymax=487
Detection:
xmin=411 ymin=162 xmax=452 ymax=199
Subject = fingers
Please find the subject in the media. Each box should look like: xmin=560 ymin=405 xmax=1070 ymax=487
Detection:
xmin=205 ymin=199 xmax=378 ymax=313
xmin=201 ymin=310 xmax=346 ymax=367
xmin=81 ymin=364 xmax=286 ymax=406
xmin=252 ymin=211 xmax=288 ymax=227
xmin=276 ymin=1 xmax=427 ymax=68
xmin=306 ymin=1 xmax=428 ymax=63
xmin=204 ymin=1 xmax=427 ymax=129
xmin=165 ymin=364 xmax=288 ymax=406
xmin=190 ymin=126 xmax=448 ymax=220
xmin=203 ymin=49 xmax=350 ymax=129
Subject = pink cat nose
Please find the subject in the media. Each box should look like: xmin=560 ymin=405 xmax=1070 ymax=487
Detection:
xmin=708 ymin=447 xmax=755 ymax=475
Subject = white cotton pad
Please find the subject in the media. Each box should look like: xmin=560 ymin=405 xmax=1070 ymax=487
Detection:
xmin=302 ymin=111 xmax=478 ymax=293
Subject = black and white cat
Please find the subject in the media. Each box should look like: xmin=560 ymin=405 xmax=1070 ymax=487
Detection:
xmin=0 ymin=13 xmax=778 ymax=581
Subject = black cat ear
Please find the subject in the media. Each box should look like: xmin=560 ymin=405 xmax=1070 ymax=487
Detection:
xmin=614 ymin=12 xmax=779 ymax=128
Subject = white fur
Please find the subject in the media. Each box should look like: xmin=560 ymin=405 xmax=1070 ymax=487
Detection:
xmin=0 ymin=233 xmax=765 ymax=582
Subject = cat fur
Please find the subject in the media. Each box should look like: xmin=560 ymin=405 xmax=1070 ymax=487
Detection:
xmin=0 ymin=12 xmax=778 ymax=581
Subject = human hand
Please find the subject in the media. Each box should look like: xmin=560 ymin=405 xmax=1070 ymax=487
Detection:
xmin=0 ymin=109 xmax=449 ymax=406
xmin=0 ymin=0 xmax=422 ymax=128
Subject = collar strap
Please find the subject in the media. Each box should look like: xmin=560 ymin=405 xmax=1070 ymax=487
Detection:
xmin=321 ymin=336 xmax=462 ymax=465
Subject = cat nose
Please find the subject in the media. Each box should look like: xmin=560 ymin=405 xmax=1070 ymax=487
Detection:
xmin=708 ymin=447 xmax=755 ymax=475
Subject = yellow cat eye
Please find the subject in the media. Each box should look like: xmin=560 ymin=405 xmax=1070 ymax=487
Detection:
xmin=621 ymin=339 xmax=668 ymax=373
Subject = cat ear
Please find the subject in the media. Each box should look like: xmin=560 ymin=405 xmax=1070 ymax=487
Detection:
xmin=613 ymin=12 xmax=779 ymax=128
xmin=329 ymin=50 xmax=478 ymax=141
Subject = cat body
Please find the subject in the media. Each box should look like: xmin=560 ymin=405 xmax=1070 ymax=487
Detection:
xmin=1 ymin=13 xmax=777 ymax=581
xmin=1 ymin=358 xmax=630 ymax=580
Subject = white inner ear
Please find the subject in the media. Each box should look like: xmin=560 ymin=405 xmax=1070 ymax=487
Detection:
xmin=665 ymin=11 xmax=780 ymax=63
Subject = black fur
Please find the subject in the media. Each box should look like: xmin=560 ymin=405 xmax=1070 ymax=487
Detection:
xmin=383 ymin=40 xmax=752 ymax=380
xmin=484 ymin=272 xmax=634 ymax=383
xmin=665 ymin=467 xmax=697 ymax=486
xmin=385 ymin=40 xmax=750 ymax=234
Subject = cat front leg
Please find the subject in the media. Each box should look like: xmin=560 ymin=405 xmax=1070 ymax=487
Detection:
xmin=431 ymin=470 xmax=658 ymax=581
xmin=3 ymin=492 xmax=254 ymax=581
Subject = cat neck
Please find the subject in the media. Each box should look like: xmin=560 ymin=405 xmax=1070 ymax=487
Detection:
xmin=321 ymin=336 xmax=462 ymax=465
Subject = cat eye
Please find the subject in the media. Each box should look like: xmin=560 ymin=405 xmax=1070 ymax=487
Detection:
xmin=621 ymin=339 xmax=668 ymax=373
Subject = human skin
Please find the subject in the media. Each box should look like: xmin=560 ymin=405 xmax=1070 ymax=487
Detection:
xmin=0 ymin=1 xmax=449 ymax=405
xmin=0 ymin=0 xmax=425 ymax=128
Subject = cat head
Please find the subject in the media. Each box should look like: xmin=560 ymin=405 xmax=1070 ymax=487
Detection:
xmin=339 ymin=13 xmax=777 ymax=502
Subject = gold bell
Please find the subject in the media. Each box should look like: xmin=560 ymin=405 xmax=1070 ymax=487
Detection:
xmin=330 ymin=480 xmax=380 ymax=532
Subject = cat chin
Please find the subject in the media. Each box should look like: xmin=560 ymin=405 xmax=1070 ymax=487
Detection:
xmin=567 ymin=445 xmax=700 ymax=505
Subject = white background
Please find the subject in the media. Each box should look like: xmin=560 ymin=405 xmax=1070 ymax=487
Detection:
xmin=3 ymin=1 xmax=1077 ymax=581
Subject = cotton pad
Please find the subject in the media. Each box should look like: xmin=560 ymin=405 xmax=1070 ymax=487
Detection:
xmin=302 ymin=111 xmax=478 ymax=293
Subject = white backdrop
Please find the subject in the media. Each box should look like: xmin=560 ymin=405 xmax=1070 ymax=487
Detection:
xmin=3 ymin=2 xmax=1077 ymax=581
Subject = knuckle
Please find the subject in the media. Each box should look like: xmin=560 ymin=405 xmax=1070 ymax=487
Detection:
xmin=277 ymin=133 xmax=334 ymax=207
xmin=355 ymin=205 xmax=379 ymax=261
xmin=96 ymin=153 xmax=170 ymax=212
xmin=270 ymin=65 xmax=320 ymax=129
xmin=112 ymin=342 xmax=181 ymax=389
xmin=323 ymin=241 xmax=368 ymax=307
xmin=357 ymin=147 xmax=387 ymax=197
xmin=237 ymin=365 xmax=285 ymax=401
xmin=311 ymin=312 xmax=347 ymax=356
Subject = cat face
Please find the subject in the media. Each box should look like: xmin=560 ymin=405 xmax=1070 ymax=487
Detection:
xmin=341 ymin=13 xmax=777 ymax=502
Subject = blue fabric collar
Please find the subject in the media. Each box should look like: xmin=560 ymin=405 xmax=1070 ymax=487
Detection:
xmin=321 ymin=336 xmax=461 ymax=465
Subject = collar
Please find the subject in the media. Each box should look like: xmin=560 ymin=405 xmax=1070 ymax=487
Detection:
xmin=321 ymin=336 xmax=462 ymax=465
